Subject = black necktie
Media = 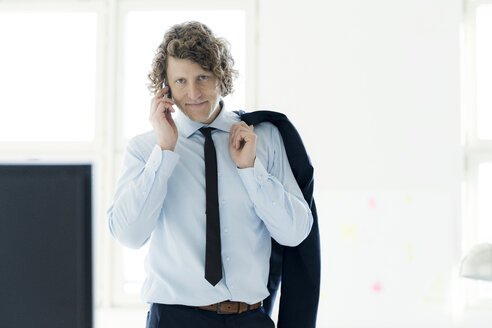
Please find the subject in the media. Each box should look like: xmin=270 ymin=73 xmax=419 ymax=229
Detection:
xmin=199 ymin=127 xmax=223 ymax=286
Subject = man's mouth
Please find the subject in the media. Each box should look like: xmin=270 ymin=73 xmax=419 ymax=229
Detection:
xmin=186 ymin=101 xmax=207 ymax=107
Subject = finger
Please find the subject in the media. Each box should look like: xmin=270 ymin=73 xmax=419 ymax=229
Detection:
xmin=164 ymin=104 xmax=175 ymax=115
xmin=234 ymin=125 xmax=250 ymax=138
xmin=153 ymin=103 xmax=174 ymax=120
xmin=234 ymin=126 xmax=246 ymax=149
xmin=153 ymin=102 xmax=166 ymax=118
xmin=236 ymin=133 xmax=242 ymax=149
xmin=231 ymin=125 xmax=237 ymax=148
xmin=155 ymin=97 xmax=175 ymax=106
xmin=152 ymin=87 xmax=171 ymax=112
xmin=238 ymin=121 xmax=249 ymax=129
xmin=229 ymin=124 xmax=237 ymax=146
xmin=238 ymin=128 xmax=256 ymax=149
xmin=154 ymin=105 xmax=175 ymax=129
xmin=232 ymin=125 xmax=248 ymax=147
xmin=156 ymin=98 xmax=176 ymax=110
xmin=154 ymin=99 xmax=175 ymax=114
xmin=239 ymin=121 xmax=255 ymax=133
xmin=164 ymin=110 xmax=176 ymax=126
xmin=156 ymin=86 xmax=169 ymax=98
xmin=234 ymin=128 xmax=248 ymax=149
xmin=151 ymin=94 xmax=172 ymax=115
xmin=236 ymin=121 xmax=248 ymax=134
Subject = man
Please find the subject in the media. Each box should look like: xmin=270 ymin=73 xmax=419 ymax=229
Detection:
xmin=107 ymin=21 xmax=314 ymax=328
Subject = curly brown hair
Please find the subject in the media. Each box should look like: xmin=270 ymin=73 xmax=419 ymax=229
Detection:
xmin=148 ymin=21 xmax=238 ymax=97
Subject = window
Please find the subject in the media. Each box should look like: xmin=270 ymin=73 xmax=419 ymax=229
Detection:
xmin=0 ymin=0 xmax=107 ymax=309
xmin=0 ymin=12 xmax=97 ymax=142
xmin=462 ymin=0 xmax=492 ymax=303
xmin=0 ymin=0 xmax=256 ymax=311
xmin=475 ymin=4 xmax=492 ymax=140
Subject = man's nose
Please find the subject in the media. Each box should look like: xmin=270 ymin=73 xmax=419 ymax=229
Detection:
xmin=187 ymin=82 xmax=202 ymax=100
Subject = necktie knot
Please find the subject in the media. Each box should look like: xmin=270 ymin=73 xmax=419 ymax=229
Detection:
xmin=199 ymin=127 xmax=214 ymax=139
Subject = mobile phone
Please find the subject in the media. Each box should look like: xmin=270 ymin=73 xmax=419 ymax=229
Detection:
xmin=163 ymin=84 xmax=171 ymax=114
xmin=164 ymin=84 xmax=172 ymax=99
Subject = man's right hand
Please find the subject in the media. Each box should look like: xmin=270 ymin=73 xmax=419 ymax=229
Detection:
xmin=149 ymin=86 xmax=178 ymax=151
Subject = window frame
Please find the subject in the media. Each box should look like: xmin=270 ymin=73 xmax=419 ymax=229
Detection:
xmin=461 ymin=0 xmax=492 ymax=308
xmin=0 ymin=0 xmax=111 ymax=309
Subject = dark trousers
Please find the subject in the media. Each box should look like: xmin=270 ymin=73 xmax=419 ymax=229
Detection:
xmin=146 ymin=303 xmax=275 ymax=328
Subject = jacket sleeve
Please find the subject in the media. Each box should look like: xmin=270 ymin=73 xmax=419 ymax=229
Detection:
xmin=237 ymin=125 xmax=313 ymax=246
xmin=107 ymin=139 xmax=180 ymax=249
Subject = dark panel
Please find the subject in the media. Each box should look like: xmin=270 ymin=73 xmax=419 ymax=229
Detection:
xmin=0 ymin=165 xmax=92 ymax=328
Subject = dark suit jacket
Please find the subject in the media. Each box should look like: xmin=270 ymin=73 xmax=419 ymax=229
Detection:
xmin=237 ymin=110 xmax=320 ymax=328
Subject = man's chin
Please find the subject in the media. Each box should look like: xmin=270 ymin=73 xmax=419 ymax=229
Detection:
xmin=180 ymin=106 xmax=218 ymax=124
xmin=187 ymin=112 xmax=210 ymax=124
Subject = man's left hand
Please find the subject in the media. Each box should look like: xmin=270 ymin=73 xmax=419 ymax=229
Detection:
xmin=229 ymin=122 xmax=257 ymax=169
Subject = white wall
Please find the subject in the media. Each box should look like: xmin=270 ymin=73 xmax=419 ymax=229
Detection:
xmin=257 ymin=0 xmax=461 ymax=191
xmin=256 ymin=0 xmax=492 ymax=327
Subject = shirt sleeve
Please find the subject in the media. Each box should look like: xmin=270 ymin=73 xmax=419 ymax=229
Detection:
xmin=237 ymin=125 xmax=313 ymax=247
xmin=107 ymin=140 xmax=180 ymax=249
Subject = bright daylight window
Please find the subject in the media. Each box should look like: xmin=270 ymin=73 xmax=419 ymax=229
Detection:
xmin=476 ymin=4 xmax=492 ymax=139
xmin=464 ymin=1 xmax=492 ymax=300
xmin=0 ymin=12 xmax=97 ymax=142
xmin=119 ymin=10 xmax=247 ymax=296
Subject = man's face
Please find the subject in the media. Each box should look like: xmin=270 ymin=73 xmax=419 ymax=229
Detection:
xmin=166 ymin=56 xmax=222 ymax=124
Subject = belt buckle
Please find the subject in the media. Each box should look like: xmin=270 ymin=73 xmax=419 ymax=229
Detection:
xmin=216 ymin=302 xmax=236 ymax=315
xmin=217 ymin=302 xmax=229 ymax=314
xmin=216 ymin=302 xmax=224 ymax=314
xmin=215 ymin=301 xmax=255 ymax=314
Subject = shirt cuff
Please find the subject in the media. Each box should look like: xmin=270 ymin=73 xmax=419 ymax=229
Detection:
xmin=145 ymin=144 xmax=180 ymax=176
xmin=237 ymin=158 xmax=269 ymax=194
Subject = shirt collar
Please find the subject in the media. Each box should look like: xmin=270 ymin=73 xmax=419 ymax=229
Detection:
xmin=175 ymin=100 xmax=241 ymax=138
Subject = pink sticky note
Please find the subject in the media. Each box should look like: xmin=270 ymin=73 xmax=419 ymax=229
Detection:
xmin=372 ymin=281 xmax=382 ymax=292
xmin=368 ymin=197 xmax=376 ymax=209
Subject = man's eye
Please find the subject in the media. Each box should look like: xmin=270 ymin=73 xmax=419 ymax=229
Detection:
xmin=176 ymin=78 xmax=185 ymax=84
xmin=198 ymin=75 xmax=208 ymax=81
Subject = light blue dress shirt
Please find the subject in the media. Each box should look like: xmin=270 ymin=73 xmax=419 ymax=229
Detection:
xmin=107 ymin=102 xmax=313 ymax=306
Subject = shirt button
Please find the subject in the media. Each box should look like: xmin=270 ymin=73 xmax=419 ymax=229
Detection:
xmin=226 ymin=257 xmax=230 ymax=261
xmin=221 ymin=199 xmax=226 ymax=205
xmin=224 ymin=228 xmax=228 ymax=233
xmin=217 ymin=172 xmax=221 ymax=177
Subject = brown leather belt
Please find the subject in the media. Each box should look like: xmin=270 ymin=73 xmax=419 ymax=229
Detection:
xmin=199 ymin=301 xmax=261 ymax=314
